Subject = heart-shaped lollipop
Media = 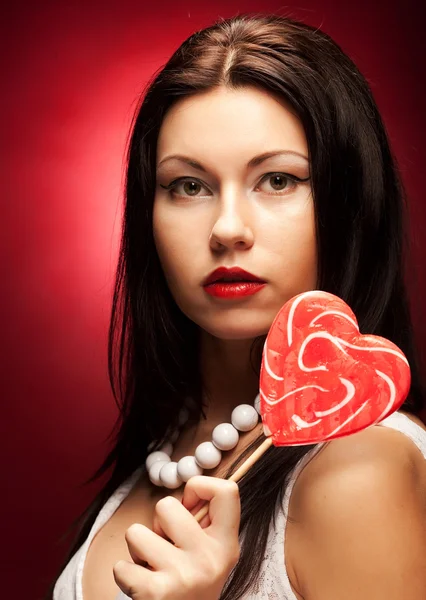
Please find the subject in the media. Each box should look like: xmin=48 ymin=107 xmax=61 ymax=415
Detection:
xmin=259 ymin=290 xmax=411 ymax=446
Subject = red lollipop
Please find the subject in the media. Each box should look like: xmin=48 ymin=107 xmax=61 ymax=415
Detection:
xmin=193 ymin=290 xmax=411 ymax=523
xmin=259 ymin=290 xmax=411 ymax=446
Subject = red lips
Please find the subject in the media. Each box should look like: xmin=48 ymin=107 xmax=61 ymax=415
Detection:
xmin=203 ymin=266 xmax=265 ymax=286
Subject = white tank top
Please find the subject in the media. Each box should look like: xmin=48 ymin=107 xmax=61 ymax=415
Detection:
xmin=53 ymin=411 xmax=426 ymax=600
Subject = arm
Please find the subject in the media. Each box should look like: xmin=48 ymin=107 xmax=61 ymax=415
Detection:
xmin=288 ymin=427 xmax=426 ymax=599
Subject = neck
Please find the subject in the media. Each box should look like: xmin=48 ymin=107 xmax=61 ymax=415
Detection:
xmin=198 ymin=330 xmax=262 ymax=424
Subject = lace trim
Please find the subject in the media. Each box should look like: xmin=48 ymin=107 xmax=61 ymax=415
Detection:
xmin=244 ymin=443 xmax=325 ymax=599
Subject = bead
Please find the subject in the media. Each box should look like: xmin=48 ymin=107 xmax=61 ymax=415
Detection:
xmin=231 ymin=404 xmax=259 ymax=432
xmin=177 ymin=456 xmax=203 ymax=482
xmin=149 ymin=460 xmax=170 ymax=486
xmin=178 ymin=406 xmax=189 ymax=426
xmin=254 ymin=393 xmax=261 ymax=415
xmin=195 ymin=441 xmax=222 ymax=469
xmin=145 ymin=451 xmax=171 ymax=471
xmin=212 ymin=423 xmax=239 ymax=451
xmin=159 ymin=461 xmax=183 ymax=489
xmin=160 ymin=442 xmax=173 ymax=456
xmin=147 ymin=395 xmax=260 ymax=489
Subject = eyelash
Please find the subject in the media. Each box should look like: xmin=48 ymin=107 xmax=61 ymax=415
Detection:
xmin=159 ymin=172 xmax=310 ymax=199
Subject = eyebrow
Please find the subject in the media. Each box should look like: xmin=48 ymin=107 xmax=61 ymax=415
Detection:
xmin=156 ymin=150 xmax=309 ymax=172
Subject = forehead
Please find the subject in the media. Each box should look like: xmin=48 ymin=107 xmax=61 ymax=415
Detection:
xmin=156 ymin=86 xmax=308 ymax=166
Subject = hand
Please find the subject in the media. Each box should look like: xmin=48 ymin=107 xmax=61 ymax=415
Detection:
xmin=113 ymin=476 xmax=241 ymax=600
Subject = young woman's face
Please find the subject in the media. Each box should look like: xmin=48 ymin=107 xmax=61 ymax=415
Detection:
xmin=153 ymin=85 xmax=317 ymax=340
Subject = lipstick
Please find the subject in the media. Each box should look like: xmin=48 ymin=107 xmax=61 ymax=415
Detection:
xmin=203 ymin=267 xmax=266 ymax=299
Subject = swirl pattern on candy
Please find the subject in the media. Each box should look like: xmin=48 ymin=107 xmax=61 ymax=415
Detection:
xmin=259 ymin=290 xmax=411 ymax=446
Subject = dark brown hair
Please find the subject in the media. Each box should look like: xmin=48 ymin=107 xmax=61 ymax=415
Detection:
xmin=45 ymin=12 xmax=425 ymax=599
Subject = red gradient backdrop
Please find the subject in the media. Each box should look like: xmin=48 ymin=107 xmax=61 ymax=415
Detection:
xmin=1 ymin=1 xmax=425 ymax=598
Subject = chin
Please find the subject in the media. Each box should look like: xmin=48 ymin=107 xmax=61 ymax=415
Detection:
xmin=179 ymin=303 xmax=277 ymax=340
xmin=199 ymin=321 xmax=271 ymax=341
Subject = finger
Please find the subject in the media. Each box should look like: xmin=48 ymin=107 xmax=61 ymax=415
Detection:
xmin=152 ymin=501 xmax=210 ymax=541
xmin=154 ymin=495 xmax=206 ymax=549
xmin=186 ymin=498 xmax=212 ymax=528
xmin=182 ymin=476 xmax=241 ymax=540
xmin=124 ymin=523 xmax=178 ymax=570
xmin=152 ymin=514 xmax=171 ymax=541
xmin=113 ymin=559 xmax=164 ymax=599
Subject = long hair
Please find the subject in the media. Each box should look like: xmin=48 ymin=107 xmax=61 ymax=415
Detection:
xmin=45 ymin=12 xmax=425 ymax=599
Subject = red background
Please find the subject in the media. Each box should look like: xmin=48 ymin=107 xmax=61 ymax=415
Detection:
xmin=1 ymin=1 xmax=425 ymax=598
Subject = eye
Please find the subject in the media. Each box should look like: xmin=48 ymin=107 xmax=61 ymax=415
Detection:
xmin=159 ymin=172 xmax=310 ymax=199
xmin=255 ymin=172 xmax=309 ymax=195
xmin=159 ymin=178 xmax=211 ymax=199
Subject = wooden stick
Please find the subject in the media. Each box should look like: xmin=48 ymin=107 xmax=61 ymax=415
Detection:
xmin=193 ymin=436 xmax=273 ymax=523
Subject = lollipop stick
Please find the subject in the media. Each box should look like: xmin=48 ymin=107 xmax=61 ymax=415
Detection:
xmin=193 ymin=436 xmax=273 ymax=523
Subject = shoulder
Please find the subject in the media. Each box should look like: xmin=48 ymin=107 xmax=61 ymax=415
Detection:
xmin=296 ymin=416 xmax=426 ymax=493
xmin=286 ymin=421 xmax=426 ymax=600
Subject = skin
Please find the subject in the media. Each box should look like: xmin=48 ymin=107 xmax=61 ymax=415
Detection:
xmin=112 ymin=85 xmax=426 ymax=599
xmin=287 ymin=424 xmax=426 ymax=599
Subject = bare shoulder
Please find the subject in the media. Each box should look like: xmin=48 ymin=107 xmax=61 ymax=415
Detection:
xmin=285 ymin=413 xmax=426 ymax=600
xmin=295 ymin=412 xmax=426 ymax=493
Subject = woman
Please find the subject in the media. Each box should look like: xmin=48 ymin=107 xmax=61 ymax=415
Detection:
xmin=49 ymin=12 xmax=426 ymax=600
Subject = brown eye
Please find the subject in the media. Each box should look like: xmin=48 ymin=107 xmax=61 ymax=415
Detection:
xmin=269 ymin=174 xmax=289 ymax=191
xmin=160 ymin=178 xmax=211 ymax=198
xmin=257 ymin=173 xmax=298 ymax=194
xmin=182 ymin=181 xmax=202 ymax=196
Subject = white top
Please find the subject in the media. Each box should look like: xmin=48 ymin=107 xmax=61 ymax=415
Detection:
xmin=53 ymin=411 xmax=426 ymax=600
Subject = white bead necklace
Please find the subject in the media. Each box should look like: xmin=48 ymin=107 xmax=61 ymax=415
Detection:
xmin=145 ymin=393 xmax=262 ymax=489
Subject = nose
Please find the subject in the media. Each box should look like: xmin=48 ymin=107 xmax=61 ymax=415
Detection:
xmin=209 ymin=191 xmax=254 ymax=252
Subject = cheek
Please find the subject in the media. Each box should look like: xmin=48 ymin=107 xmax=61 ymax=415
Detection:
xmin=153 ymin=202 xmax=200 ymax=286
xmin=152 ymin=208 xmax=207 ymax=324
xmin=293 ymin=211 xmax=317 ymax=283
xmin=266 ymin=200 xmax=317 ymax=279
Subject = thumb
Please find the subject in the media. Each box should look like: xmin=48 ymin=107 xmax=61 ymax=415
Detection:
xmin=182 ymin=476 xmax=241 ymax=539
